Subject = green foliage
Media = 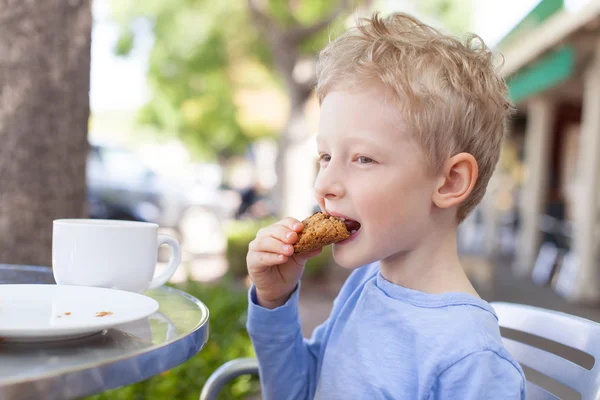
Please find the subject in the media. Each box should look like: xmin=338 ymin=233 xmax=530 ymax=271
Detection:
xmin=306 ymin=245 xmax=333 ymax=279
xmin=416 ymin=0 xmax=474 ymax=34
xmin=110 ymin=1 xmax=260 ymax=159
xmin=224 ymin=218 xmax=333 ymax=279
xmin=86 ymin=279 xmax=258 ymax=400
xmin=266 ymin=0 xmax=347 ymax=55
xmin=109 ymin=0 xmax=352 ymax=160
xmin=114 ymin=28 xmax=135 ymax=56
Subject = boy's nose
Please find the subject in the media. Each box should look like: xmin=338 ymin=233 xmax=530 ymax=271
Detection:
xmin=314 ymin=167 xmax=346 ymax=200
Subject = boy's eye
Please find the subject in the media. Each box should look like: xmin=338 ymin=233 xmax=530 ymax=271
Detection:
xmin=319 ymin=153 xmax=331 ymax=162
xmin=356 ymin=156 xmax=374 ymax=164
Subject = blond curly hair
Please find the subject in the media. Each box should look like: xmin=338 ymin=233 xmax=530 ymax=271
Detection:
xmin=316 ymin=12 xmax=512 ymax=221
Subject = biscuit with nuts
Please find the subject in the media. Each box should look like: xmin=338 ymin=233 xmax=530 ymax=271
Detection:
xmin=294 ymin=212 xmax=350 ymax=253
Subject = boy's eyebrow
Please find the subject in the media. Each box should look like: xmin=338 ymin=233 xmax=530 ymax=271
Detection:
xmin=317 ymin=133 xmax=393 ymax=152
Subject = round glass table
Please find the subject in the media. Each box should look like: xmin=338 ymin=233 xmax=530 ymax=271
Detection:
xmin=0 ymin=264 xmax=210 ymax=399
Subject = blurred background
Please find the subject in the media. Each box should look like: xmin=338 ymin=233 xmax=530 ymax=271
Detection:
xmin=2 ymin=0 xmax=600 ymax=398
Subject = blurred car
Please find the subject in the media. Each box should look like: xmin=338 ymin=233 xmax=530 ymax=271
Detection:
xmin=86 ymin=142 xmax=240 ymax=254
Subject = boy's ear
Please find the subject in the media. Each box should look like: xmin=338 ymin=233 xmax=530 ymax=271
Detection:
xmin=432 ymin=153 xmax=478 ymax=210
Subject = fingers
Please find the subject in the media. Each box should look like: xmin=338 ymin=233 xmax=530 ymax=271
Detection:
xmin=249 ymin=234 xmax=294 ymax=255
xmin=251 ymin=218 xmax=302 ymax=249
xmin=247 ymin=218 xmax=305 ymax=268
xmin=247 ymin=250 xmax=289 ymax=268
xmin=274 ymin=217 xmax=304 ymax=233
xmin=247 ymin=246 xmax=323 ymax=269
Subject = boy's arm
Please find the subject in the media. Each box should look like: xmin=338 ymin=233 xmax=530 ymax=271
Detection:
xmin=430 ymin=350 xmax=526 ymax=400
xmin=246 ymin=284 xmax=326 ymax=400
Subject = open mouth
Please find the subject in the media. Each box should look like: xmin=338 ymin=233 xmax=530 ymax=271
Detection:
xmin=340 ymin=218 xmax=361 ymax=235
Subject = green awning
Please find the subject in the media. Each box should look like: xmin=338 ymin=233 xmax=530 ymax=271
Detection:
xmin=507 ymin=45 xmax=575 ymax=103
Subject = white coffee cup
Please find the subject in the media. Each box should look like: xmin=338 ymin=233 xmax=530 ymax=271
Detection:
xmin=52 ymin=219 xmax=181 ymax=293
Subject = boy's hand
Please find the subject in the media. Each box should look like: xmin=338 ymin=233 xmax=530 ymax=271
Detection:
xmin=247 ymin=217 xmax=321 ymax=309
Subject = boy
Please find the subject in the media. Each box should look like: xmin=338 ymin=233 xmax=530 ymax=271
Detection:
xmin=246 ymin=12 xmax=526 ymax=399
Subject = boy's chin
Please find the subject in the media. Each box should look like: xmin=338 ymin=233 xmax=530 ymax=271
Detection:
xmin=332 ymin=248 xmax=373 ymax=270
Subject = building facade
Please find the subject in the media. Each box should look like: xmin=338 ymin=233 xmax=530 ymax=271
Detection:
xmin=490 ymin=0 xmax=600 ymax=302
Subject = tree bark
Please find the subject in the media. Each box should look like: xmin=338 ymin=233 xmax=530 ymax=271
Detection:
xmin=0 ymin=0 xmax=92 ymax=265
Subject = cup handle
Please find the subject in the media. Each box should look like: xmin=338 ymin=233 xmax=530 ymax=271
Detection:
xmin=149 ymin=234 xmax=182 ymax=290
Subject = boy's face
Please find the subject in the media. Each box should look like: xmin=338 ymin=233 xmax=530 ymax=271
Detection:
xmin=315 ymin=85 xmax=439 ymax=269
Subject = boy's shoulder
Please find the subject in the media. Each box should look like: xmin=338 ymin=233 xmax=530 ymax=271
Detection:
xmin=425 ymin=307 xmax=525 ymax=397
xmin=426 ymin=300 xmax=519 ymax=369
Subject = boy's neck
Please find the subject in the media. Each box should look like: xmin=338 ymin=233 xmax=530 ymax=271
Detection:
xmin=379 ymin=227 xmax=479 ymax=297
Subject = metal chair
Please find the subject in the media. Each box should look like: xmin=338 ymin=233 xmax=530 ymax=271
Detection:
xmin=200 ymin=358 xmax=259 ymax=400
xmin=493 ymin=302 xmax=600 ymax=400
xmin=200 ymin=302 xmax=600 ymax=400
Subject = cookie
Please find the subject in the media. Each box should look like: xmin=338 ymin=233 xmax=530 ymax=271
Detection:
xmin=293 ymin=212 xmax=350 ymax=253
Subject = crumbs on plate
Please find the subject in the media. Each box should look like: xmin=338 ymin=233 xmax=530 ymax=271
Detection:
xmin=57 ymin=312 xmax=72 ymax=318
xmin=96 ymin=311 xmax=114 ymax=317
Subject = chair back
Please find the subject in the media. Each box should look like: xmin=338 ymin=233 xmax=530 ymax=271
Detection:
xmin=492 ymin=302 xmax=600 ymax=400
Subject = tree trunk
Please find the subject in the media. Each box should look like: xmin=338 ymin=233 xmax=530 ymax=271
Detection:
xmin=0 ymin=0 xmax=92 ymax=265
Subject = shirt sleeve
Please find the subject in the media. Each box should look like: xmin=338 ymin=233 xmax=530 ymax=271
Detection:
xmin=430 ymin=351 xmax=526 ymax=400
xmin=246 ymin=284 xmax=327 ymax=400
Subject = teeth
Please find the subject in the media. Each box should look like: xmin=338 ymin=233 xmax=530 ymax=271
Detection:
xmin=350 ymin=230 xmax=357 ymax=234
xmin=340 ymin=217 xmax=346 ymax=221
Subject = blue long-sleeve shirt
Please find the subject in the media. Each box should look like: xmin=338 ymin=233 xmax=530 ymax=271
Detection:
xmin=247 ymin=263 xmax=526 ymax=399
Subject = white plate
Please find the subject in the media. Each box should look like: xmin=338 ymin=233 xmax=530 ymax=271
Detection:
xmin=0 ymin=284 xmax=159 ymax=342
